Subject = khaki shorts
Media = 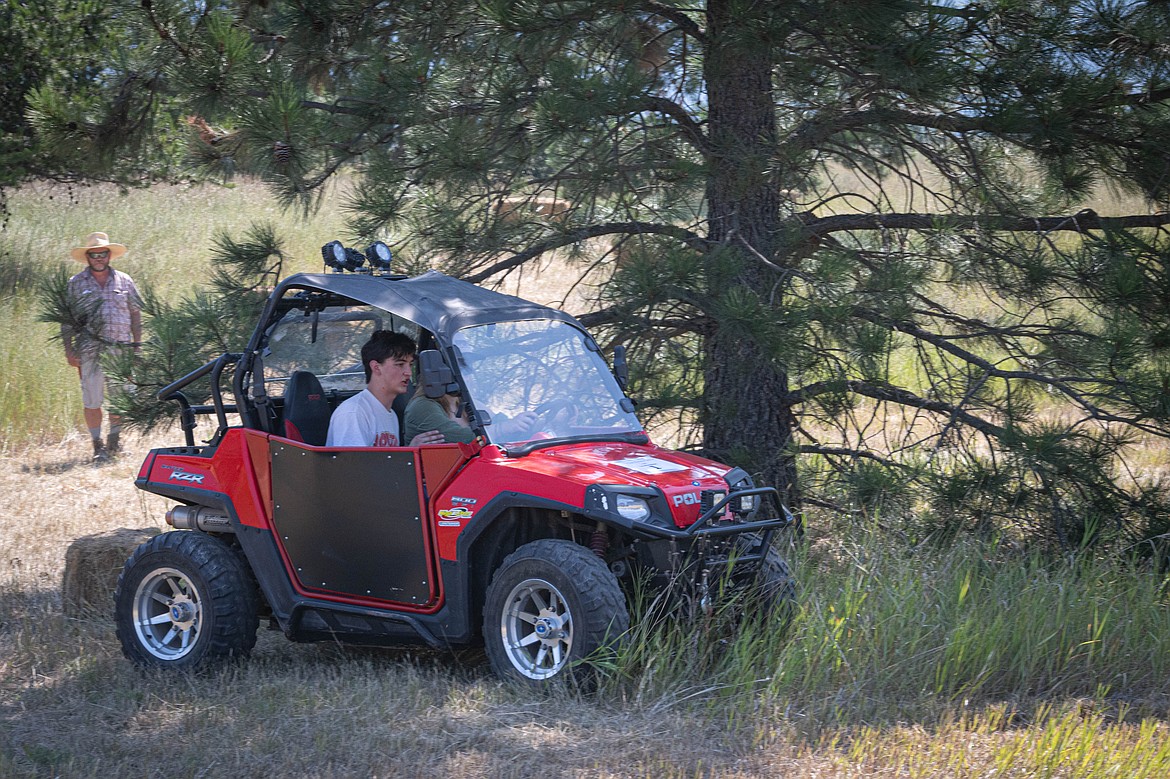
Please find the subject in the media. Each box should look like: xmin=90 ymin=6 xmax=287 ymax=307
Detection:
xmin=79 ymin=347 xmax=130 ymax=410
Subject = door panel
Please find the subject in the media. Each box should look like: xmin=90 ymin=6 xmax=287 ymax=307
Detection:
xmin=270 ymin=441 xmax=433 ymax=605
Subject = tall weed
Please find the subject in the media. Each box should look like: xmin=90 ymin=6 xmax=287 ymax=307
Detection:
xmin=606 ymin=526 xmax=1170 ymax=727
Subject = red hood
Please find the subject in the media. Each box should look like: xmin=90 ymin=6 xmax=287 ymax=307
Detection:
xmin=518 ymin=442 xmax=736 ymax=527
xmin=524 ymin=442 xmax=727 ymax=485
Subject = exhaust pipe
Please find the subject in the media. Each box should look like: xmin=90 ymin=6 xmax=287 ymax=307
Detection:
xmin=166 ymin=505 xmax=235 ymax=533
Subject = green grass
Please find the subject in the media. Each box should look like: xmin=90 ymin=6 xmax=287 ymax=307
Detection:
xmin=607 ymin=527 xmax=1170 ymax=726
xmin=0 ymin=179 xmax=349 ymax=449
xmin=3 ymin=518 xmax=1170 ymax=777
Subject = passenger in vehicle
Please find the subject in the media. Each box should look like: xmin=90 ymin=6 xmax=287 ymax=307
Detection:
xmin=326 ymin=330 xmax=444 ymax=447
xmin=404 ymin=392 xmax=475 ymax=444
xmin=404 ymin=391 xmax=544 ymax=444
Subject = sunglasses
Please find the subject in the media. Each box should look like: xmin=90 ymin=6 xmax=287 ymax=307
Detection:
xmin=86 ymin=250 xmax=111 ymax=259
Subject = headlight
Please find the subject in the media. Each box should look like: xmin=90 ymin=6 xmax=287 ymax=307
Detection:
xmin=582 ymin=485 xmax=662 ymax=525
xmin=737 ymin=494 xmax=758 ymax=513
xmin=615 ymin=495 xmax=650 ymax=521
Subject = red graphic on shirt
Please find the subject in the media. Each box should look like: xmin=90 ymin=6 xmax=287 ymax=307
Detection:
xmin=373 ymin=432 xmax=398 ymax=447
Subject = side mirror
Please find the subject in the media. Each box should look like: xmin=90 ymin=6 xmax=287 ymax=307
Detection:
xmin=419 ymin=349 xmax=458 ymax=399
xmin=613 ymin=344 xmax=629 ymax=391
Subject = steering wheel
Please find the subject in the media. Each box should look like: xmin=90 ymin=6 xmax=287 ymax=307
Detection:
xmin=535 ymin=400 xmax=575 ymax=418
xmin=517 ymin=399 xmax=572 ymax=438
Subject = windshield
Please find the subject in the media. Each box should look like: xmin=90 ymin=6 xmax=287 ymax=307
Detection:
xmin=453 ymin=320 xmax=642 ymax=447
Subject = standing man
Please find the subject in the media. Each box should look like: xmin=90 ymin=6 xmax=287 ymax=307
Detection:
xmin=326 ymin=330 xmax=444 ymax=447
xmin=63 ymin=232 xmax=143 ymax=462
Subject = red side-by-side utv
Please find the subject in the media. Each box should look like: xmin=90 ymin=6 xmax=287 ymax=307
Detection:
xmin=114 ymin=243 xmax=797 ymax=683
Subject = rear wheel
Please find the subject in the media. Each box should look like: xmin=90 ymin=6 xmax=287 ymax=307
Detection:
xmin=483 ymin=539 xmax=628 ymax=685
xmin=114 ymin=531 xmax=258 ymax=669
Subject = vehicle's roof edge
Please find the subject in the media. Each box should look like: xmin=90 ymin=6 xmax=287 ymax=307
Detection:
xmin=274 ymin=270 xmax=579 ymax=341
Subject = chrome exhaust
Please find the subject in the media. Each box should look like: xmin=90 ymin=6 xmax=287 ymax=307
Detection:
xmin=166 ymin=505 xmax=234 ymax=533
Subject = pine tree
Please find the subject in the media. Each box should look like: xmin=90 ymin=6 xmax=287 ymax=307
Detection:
xmin=41 ymin=0 xmax=1170 ymax=549
xmin=5 ymin=0 xmax=186 ymax=196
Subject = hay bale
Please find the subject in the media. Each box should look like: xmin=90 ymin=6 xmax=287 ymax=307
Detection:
xmin=62 ymin=527 xmax=160 ymax=617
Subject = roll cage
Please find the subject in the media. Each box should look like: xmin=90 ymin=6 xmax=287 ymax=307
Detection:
xmin=159 ymin=270 xmax=637 ymax=448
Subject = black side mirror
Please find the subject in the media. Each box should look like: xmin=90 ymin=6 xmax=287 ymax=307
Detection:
xmin=613 ymin=344 xmax=629 ymax=391
xmin=419 ymin=349 xmax=458 ymax=399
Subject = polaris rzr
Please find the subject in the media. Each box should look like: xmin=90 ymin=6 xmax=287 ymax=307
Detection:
xmin=114 ymin=241 xmax=797 ymax=684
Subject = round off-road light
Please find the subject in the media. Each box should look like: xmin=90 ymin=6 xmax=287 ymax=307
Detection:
xmin=321 ymin=240 xmax=347 ymax=270
xmin=365 ymin=241 xmax=393 ymax=270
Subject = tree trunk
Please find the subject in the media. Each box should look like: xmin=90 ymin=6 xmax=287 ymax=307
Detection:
xmin=701 ymin=0 xmax=799 ymax=503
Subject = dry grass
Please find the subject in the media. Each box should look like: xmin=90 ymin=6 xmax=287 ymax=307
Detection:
xmin=3 ymin=432 xmax=1170 ymax=777
xmin=4 ymin=181 xmax=1170 ymax=777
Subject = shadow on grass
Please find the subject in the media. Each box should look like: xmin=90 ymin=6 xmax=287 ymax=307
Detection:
xmin=6 ymin=582 xmax=1168 ymax=778
xmin=19 ymin=454 xmax=114 ymax=475
xmin=0 ymin=586 xmax=62 ymax=630
xmin=3 ymin=597 xmax=686 ymax=778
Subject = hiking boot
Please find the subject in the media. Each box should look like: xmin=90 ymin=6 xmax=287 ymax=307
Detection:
xmin=106 ymin=431 xmax=121 ymax=455
xmin=92 ymin=439 xmax=110 ymax=463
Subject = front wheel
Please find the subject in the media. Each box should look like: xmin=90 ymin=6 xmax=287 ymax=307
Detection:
xmin=483 ymin=539 xmax=629 ymax=685
xmin=733 ymin=534 xmax=797 ymax=622
xmin=114 ymin=531 xmax=259 ymax=670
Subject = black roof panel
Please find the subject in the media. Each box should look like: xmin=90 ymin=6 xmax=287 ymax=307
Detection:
xmin=273 ymin=270 xmax=578 ymax=344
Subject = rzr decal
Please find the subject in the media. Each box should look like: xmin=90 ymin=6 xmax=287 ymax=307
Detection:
xmin=167 ymin=469 xmax=206 ymax=484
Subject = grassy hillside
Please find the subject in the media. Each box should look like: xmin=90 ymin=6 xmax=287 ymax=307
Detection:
xmin=0 ymin=179 xmax=351 ymax=450
xmin=2 ymin=181 xmax=1169 ymax=777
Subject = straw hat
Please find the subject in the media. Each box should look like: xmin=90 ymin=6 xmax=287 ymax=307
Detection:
xmin=71 ymin=232 xmax=128 ymax=262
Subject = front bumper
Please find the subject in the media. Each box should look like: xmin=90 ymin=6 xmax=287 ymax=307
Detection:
xmin=583 ymin=484 xmax=797 ymax=542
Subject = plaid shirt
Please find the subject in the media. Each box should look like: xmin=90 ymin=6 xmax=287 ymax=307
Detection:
xmin=66 ymin=268 xmax=144 ymax=352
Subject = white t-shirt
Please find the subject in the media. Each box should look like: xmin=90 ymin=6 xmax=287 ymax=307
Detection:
xmin=325 ymin=388 xmax=400 ymax=447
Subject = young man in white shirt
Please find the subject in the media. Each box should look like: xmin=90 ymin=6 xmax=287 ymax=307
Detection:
xmin=325 ymin=330 xmax=444 ymax=447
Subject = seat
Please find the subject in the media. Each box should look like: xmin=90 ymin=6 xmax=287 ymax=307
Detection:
xmin=283 ymin=371 xmax=331 ymax=446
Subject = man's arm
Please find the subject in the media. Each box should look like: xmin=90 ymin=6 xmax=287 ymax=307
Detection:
xmin=62 ymin=280 xmax=80 ymax=367
xmin=129 ymin=277 xmax=144 ymax=342
xmin=62 ymin=327 xmax=79 ymax=368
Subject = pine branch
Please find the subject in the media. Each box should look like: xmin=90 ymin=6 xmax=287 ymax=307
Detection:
xmin=465 ymin=221 xmax=709 ymax=283
xmin=243 ymin=89 xmax=375 ymax=117
xmin=1101 ymin=85 xmax=1170 ymax=108
xmin=798 ymin=208 xmax=1170 ymax=238
xmin=844 ymin=305 xmax=1170 ymax=438
xmin=795 ymin=378 xmax=1007 ymax=438
xmin=797 ymin=444 xmax=904 ymax=468
xmin=139 ymin=0 xmax=191 ymax=58
xmin=782 ymin=107 xmax=999 ymax=156
xmin=35 ymin=265 xmax=108 ymax=351
xmin=641 ymin=2 xmax=706 ymax=44
xmin=577 ymin=305 xmax=712 ymax=334
xmin=632 ymin=96 xmax=710 ymax=154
